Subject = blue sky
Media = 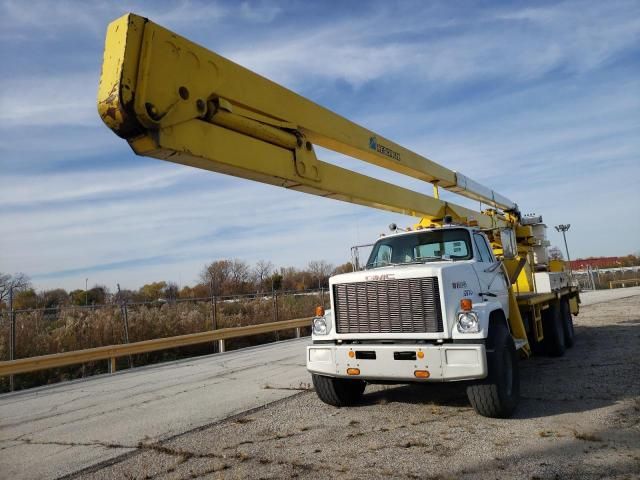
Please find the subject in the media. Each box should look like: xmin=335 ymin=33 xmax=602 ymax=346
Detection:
xmin=0 ymin=0 xmax=638 ymax=291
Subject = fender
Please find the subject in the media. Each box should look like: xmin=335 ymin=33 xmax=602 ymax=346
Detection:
xmin=451 ymin=300 xmax=506 ymax=340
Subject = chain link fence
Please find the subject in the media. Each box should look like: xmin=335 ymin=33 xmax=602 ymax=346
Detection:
xmin=572 ymin=266 xmax=640 ymax=291
xmin=0 ymin=288 xmax=329 ymax=392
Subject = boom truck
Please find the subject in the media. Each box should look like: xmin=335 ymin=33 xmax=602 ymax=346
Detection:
xmin=98 ymin=13 xmax=580 ymax=418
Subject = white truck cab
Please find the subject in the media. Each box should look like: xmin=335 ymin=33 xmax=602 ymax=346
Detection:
xmin=307 ymin=226 xmax=519 ymax=416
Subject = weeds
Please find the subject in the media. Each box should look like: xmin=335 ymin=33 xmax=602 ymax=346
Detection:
xmin=0 ymin=293 xmax=322 ymax=392
xmin=572 ymin=430 xmax=602 ymax=442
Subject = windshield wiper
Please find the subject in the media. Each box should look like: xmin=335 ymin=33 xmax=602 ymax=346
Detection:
xmin=415 ymin=256 xmax=443 ymax=262
xmin=394 ymin=256 xmax=445 ymax=266
xmin=366 ymin=261 xmax=400 ymax=269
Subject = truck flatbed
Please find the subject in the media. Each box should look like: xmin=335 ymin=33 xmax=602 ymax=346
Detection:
xmin=515 ymin=286 xmax=579 ymax=306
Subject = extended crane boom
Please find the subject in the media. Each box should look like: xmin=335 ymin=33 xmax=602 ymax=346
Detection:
xmin=98 ymin=13 xmax=518 ymax=231
xmin=97 ymin=13 xmax=581 ymax=419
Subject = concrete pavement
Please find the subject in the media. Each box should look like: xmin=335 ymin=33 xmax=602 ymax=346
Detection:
xmin=0 ymin=338 xmax=311 ymax=480
xmin=578 ymin=285 xmax=640 ymax=306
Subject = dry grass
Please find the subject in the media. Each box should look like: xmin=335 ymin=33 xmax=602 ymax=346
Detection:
xmin=572 ymin=430 xmax=602 ymax=442
xmin=0 ymin=292 xmax=326 ymax=392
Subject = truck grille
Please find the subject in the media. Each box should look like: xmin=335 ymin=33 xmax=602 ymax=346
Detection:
xmin=333 ymin=277 xmax=444 ymax=334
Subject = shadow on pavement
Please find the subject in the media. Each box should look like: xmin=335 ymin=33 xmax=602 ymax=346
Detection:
xmin=356 ymin=319 xmax=640 ymax=419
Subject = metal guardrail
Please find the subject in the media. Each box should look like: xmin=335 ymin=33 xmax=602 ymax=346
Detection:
xmin=609 ymin=279 xmax=640 ymax=289
xmin=0 ymin=317 xmax=311 ymax=377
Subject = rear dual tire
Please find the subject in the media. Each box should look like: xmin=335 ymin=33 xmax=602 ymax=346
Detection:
xmin=560 ymin=298 xmax=575 ymax=348
xmin=543 ymin=302 xmax=566 ymax=356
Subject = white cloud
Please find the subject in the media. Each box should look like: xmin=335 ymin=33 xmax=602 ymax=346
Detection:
xmin=0 ymin=72 xmax=100 ymax=127
xmin=225 ymin=1 xmax=640 ymax=88
xmin=1 ymin=0 xmax=639 ymax=291
xmin=0 ymin=171 xmax=404 ymax=289
xmin=0 ymin=164 xmax=194 ymax=207
xmin=0 ymin=0 xmax=113 ymax=35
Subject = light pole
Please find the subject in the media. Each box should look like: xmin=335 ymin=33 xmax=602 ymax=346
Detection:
xmin=554 ymin=224 xmax=572 ymax=275
xmin=85 ymin=278 xmax=88 ymax=306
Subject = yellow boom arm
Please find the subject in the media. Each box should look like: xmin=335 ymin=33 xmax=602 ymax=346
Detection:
xmin=98 ymin=13 xmax=516 ymax=229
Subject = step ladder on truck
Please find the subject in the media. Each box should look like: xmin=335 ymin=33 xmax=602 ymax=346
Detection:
xmin=97 ymin=13 xmax=580 ymax=418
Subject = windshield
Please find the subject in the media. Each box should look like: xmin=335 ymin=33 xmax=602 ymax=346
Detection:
xmin=366 ymin=229 xmax=472 ymax=268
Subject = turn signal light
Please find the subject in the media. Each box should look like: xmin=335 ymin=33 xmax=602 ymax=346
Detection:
xmin=414 ymin=370 xmax=430 ymax=378
xmin=417 ymin=351 xmax=424 ymax=359
xmin=460 ymin=299 xmax=473 ymax=311
xmin=347 ymin=368 xmax=360 ymax=376
xmin=348 ymin=351 xmax=355 ymax=358
xmin=315 ymin=306 xmax=325 ymax=317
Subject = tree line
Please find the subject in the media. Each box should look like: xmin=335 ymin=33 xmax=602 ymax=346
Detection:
xmin=0 ymin=259 xmax=354 ymax=311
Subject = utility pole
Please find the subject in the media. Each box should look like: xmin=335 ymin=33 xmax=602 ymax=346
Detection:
xmin=85 ymin=278 xmax=88 ymax=306
xmin=555 ymin=224 xmax=573 ymax=278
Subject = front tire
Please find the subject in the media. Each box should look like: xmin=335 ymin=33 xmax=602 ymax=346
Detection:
xmin=312 ymin=374 xmax=366 ymax=407
xmin=466 ymin=323 xmax=520 ymax=418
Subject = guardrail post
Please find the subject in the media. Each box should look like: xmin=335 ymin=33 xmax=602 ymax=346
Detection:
xmin=109 ymin=357 xmax=116 ymax=374
xmin=218 ymin=339 xmax=225 ymax=353
xmin=117 ymin=284 xmax=133 ymax=368
xmin=9 ymin=287 xmax=15 ymax=392
xmin=273 ymin=292 xmax=279 ymax=341
xmin=295 ymin=327 xmax=301 ymax=338
xmin=212 ymin=295 xmax=218 ymax=353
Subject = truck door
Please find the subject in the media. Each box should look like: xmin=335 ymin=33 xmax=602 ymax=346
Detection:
xmin=472 ymin=233 xmax=509 ymax=312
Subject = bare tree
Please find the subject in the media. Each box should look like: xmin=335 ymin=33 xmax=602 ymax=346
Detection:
xmin=332 ymin=262 xmax=354 ymax=275
xmin=548 ymin=246 xmax=564 ymax=261
xmin=200 ymin=260 xmax=233 ymax=296
xmin=308 ymin=260 xmax=334 ymax=288
xmin=253 ymin=260 xmax=274 ymax=292
xmin=0 ymin=272 xmax=31 ymax=303
xmin=229 ymin=259 xmax=251 ymax=293
xmin=164 ymin=282 xmax=179 ymax=302
xmin=200 ymin=259 xmax=251 ymax=295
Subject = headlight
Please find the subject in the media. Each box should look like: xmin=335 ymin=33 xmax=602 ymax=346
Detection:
xmin=457 ymin=311 xmax=479 ymax=333
xmin=313 ymin=316 xmax=329 ymax=335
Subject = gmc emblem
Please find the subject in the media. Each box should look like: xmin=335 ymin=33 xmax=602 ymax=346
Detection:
xmin=365 ymin=274 xmax=396 ymax=281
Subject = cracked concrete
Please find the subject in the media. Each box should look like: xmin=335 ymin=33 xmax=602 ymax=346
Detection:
xmin=0 ymin=338 xmax=310 ymax=480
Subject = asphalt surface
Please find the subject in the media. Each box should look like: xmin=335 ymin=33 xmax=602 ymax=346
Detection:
xmin=0 ymin=339 xmax=311 ymax=480
xmin=1 ymin=286 xmax=639 ymax=479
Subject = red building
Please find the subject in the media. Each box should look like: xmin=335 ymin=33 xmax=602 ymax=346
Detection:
xmin=569 ymin=257 xmax=622 ymax=270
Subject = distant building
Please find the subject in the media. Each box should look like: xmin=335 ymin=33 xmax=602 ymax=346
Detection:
xmin=569 ymin=257 xmax=622 ymax=270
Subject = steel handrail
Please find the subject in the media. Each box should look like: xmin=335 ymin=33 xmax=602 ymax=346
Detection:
xmin=0 ymin=317 xmax=311 ymax=377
